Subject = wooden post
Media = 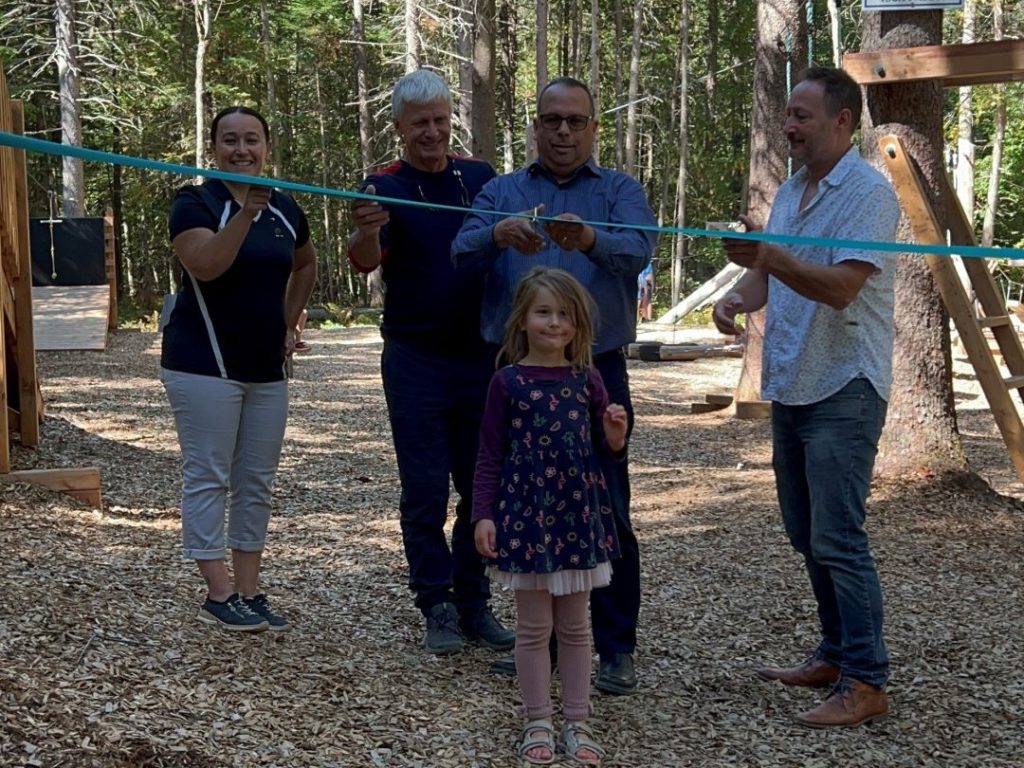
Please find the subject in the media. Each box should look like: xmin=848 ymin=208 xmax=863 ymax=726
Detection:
xmin=10 ymin=100 xmax=40 ymax=446
xmin=104 ymin=207 xmax=117 ymax=329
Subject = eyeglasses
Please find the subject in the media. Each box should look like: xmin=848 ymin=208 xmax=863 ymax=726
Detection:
xmin=537 ymin=113 xmax=592 ymax=132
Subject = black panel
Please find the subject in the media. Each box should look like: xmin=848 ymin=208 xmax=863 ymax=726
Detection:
xmin=30 ymin=217 xmax=106 ymax=286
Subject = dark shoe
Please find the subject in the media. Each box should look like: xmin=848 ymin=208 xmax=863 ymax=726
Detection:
xmin=795 ymin=678 xmax=890 ymax=728
xmin=424 ymin=602 xmax=465 ymax=655
xmin=755 ymin=656 xmax=840 ymax=688
xmin=489 ymin=645 xmax=559 ymax=676
xmin=460 ymin=607 xmax=515 ymax=651
xmin=197 ymin=593 xmax=269 ymax=633
xmin=489 ymin=654 xmax=517 ymax=676
xmin=595 ymin=652 xmax=636 ymax=695
xmin=242 ymin=593 xmax=290 ymax=633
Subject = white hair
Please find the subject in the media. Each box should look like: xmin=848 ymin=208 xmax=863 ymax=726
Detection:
xmin=391 ymin=69 xmax=453 ymax=120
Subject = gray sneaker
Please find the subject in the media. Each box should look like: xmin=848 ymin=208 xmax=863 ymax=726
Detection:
xmin=460 ymin=607 xmax=515 ymax=651
xmin=424 ymin=602 xmax=464 ymax=655
xmin=198 ymin=593 xmax=269 ymax=633
xmin=243 ymin=593 xmax=290 ymax=633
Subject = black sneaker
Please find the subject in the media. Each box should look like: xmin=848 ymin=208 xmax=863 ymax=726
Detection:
xmin=197 ymin=593 xmax=269 ymax=633
xmin=424 ymin=602 xmax=465 ymax=655
xmin=243 ymin=593 xmax=290 ymax=633
xmin=460 ymin=607 xmax=515 ymax=651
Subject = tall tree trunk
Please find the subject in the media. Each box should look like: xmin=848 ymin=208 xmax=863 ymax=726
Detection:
xmin=672 ymin=0 xmax=689 ymax=307
xmin=955 ymin=0 xmax=976 ymax=221
xmin=458 ymin=0 xmax=474 ymax=151
xmin=355 ymin=0 xmax=382 ymax=307
xmin=405 ymin=0 xmax=421 ymax=73
xmin=314 ymin=68 xmax=337 ymax=303
xmin=981 ymin=0 xmax=1005 ymax=248
xmin=624 ymin=0 xmax=642 ymax=177
xmin=500 ymin=0 xmax=518 ymax=172
xmin=704 ymin=0 xmax=717 ymax=123
xmin=589 ymin=0 xmax=599 ymax=162
xmin=536 ymin=0 xmax=548 ymax=90
xmin=862 ymin=11 xmax=966 ymax=477
xmin=734 ymin=0 xmax=807 ymax=407
xmin=827 ymin=0 xmax=842 ymax=66
xmin=472 ymin=0 xmax=497 ymax=165
xmin=55 ymin=0 xmax=85 ymax=217
xmin=193 ymin=0 xmax=212 ymax=184
xmin=260 ymin=0 xmax=280 ymax=175
xmin=353 ymin=0 xmax=373 ymax=176
xmin=613 ymin=0 xmax=623 ymax=170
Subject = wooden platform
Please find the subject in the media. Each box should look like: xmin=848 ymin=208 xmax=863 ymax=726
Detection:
xmin=32 ymin=285 xmax=110 ymax=351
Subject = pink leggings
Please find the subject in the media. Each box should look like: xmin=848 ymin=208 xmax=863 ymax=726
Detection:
xmin=515 ymin=589 xmax=591 ymax=722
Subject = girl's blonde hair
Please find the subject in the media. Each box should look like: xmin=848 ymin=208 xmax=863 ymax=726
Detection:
xmin=499 ymin=267 xmax=596 ymax=369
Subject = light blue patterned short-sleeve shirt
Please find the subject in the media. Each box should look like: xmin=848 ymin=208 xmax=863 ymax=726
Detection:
xmin=762 ymin=146 xmax=901 ymax=406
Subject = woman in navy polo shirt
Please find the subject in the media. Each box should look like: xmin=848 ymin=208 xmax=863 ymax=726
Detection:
xmin=161 ymin=106 xmax=316 ymax=633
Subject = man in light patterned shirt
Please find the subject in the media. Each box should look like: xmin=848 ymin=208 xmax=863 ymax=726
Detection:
xmin=713 ymin=66 xmax=900 ymax=729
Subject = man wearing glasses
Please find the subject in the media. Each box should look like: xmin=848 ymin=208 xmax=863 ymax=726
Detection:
xmin=452 ymin=77 xmax=656 ymax=695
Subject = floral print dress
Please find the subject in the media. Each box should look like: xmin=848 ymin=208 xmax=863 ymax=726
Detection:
xmin=485 ymin=364 xmax=620 ymax=595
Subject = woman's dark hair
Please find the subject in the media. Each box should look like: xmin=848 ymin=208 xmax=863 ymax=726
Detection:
xmin=209 ymin=106 xmax=270 ymax=144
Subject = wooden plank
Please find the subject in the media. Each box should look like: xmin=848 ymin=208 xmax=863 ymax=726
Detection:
xmin=880 ymin=135 xmax=1024 ymax=483
xmin=0 ymin=271 xmax=7 ymax=474
xmin=691 ymin=402 xmax=729 ymax=414
xmin=10 ymin=101 xmax=39 ymax=445
xmin=978 ymin=315 xmax=1011 ymax=329
xmin=104 ymin=208 xmax=117 ymax=329
xmin=0 ymin=467 xmax=102 ymax=508
xmin=735 ymin=400 xmax=771 ymax=420
xmin=844 ymin=39 xmax=1024 ymax=88
xmin=1003 ymin=375 xmax=1024 ymax=391
xmin=32 ymin=285 xmax=109 ymax=351
xmin=705 ymin=393 xmax=734 ymax=406
xmin=659 ymin=343 xmax=743 ymax=361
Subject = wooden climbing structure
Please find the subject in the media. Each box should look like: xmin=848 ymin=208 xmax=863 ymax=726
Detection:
xmin=0 ymin=65 xmax=101 ymax=506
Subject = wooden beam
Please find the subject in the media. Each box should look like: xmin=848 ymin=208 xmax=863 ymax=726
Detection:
xmin=844 ymin=39 xmax=1024 ymax=88
xmin=0 ymin=467 xmax=103 ymax=508
xmin=879 ymin=135 xmax=1024 ymax=483
xmin=9 ymin=101 xmax=39 ymax=446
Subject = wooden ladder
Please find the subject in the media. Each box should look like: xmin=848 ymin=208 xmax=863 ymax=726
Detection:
xmin=880 ymin=134 xmax=1024 ymax=483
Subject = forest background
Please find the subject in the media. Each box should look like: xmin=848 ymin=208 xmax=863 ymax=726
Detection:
xmin=1 ymin=0 xmax=1022 ymax=320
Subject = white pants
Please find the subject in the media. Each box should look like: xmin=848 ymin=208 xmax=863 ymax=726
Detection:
xmin=161 ymin=369 xmax=288 ymax=560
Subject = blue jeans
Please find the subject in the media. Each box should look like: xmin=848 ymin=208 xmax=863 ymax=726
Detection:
xmin=381 ymin=338 xmax=493 ymax=616
xmin=591 ymin=349 xmax=641 ymax=659
xmin=772 ymin=378 xmax=889 ymax=688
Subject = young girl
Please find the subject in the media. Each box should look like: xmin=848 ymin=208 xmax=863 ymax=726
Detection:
xmin=473 ymin=267 xmax=628 ymax=766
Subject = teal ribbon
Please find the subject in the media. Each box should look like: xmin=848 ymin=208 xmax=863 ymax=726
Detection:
xmin=2 ymin=130 xmax=1021 ymax=262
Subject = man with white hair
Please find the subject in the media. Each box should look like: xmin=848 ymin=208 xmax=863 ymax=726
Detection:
xmin=349 ymin=69 xmax=514 ymax=656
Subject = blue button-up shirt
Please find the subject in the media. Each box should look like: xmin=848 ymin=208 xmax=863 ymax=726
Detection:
xmin=451 ymin=158 xmax=657 ymax=354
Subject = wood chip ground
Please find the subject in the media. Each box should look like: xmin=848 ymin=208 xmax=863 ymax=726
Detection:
xmin=1 ymin=327 xmax=1021 ymax=767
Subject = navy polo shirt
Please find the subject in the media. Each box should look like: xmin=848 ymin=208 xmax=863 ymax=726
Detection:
xmin=162 ymin=179 xmax=310 ymax=382
xmin=355 ymin=155 xmax=496 ymax=355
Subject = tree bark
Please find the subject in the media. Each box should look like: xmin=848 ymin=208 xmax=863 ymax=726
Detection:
xmin=734 ymin=0 xmax=807 ymax=407
xmin=458 ymin=0 xmax=474 ymax=151
xmin=981 ymin=0 xmax=1005 ymax=248
xmin=500 ymin=0 xmax=518 ymax=173
xmin=260 ymin=0 xmax=280 ymax=175
xmin=672 ymin=0 xmax=689 ymax=307
xmin=472 ymin=0 xmax=497 ymax=165
xmin=955 ymin=0 xmax=975 ymax=221
xmin=536 ymin=0 xmax=548 ymax=91
xmin=55 ymin=0 xmax=85 ymax=217
xmin=624 ymin=0 xmax=642 ymax=177
xmin=589 ymin=0 xmax=599 ymax=162
xmin=861 ymin=11 xmax=966 ymax=477
xmin=193 ymin=0 xmax=212 ymax=185
xmin=405 ymin=0 xmax=421 ymax=73
xmin=613 ymin=0 xmax=623 ymax=170
xmin=827 ymin=0 xmax=842 ymax=66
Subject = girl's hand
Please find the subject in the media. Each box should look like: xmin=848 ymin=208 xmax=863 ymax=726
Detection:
xmin=603 ymin=403 xmax=628 ymax=452
xmin=475 ymin=519 xmax=497 ymax=559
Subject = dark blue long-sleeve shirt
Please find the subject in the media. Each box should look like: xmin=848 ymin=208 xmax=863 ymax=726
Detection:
xmin=451 ymin=159 xmax=657 ymax=354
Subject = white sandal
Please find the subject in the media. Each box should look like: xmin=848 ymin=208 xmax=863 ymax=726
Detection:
xmin=518 ymin=718 xmax=556 ymax=765
xmin=559 ymin=720 xmax=605 ymax=765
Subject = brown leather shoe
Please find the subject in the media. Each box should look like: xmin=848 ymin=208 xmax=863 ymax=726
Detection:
xmin=795 ymin=679 xmax=889 ymax=729
xmin=755 ymin=657 xmax=840 ymax=688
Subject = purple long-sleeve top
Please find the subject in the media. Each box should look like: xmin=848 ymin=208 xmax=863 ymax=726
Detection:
xmin=472 ymin=364 xmax=626 ymax=523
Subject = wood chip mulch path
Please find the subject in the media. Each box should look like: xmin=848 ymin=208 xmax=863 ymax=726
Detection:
xmin=2 ymin=327 xmax=1022 ymax=767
